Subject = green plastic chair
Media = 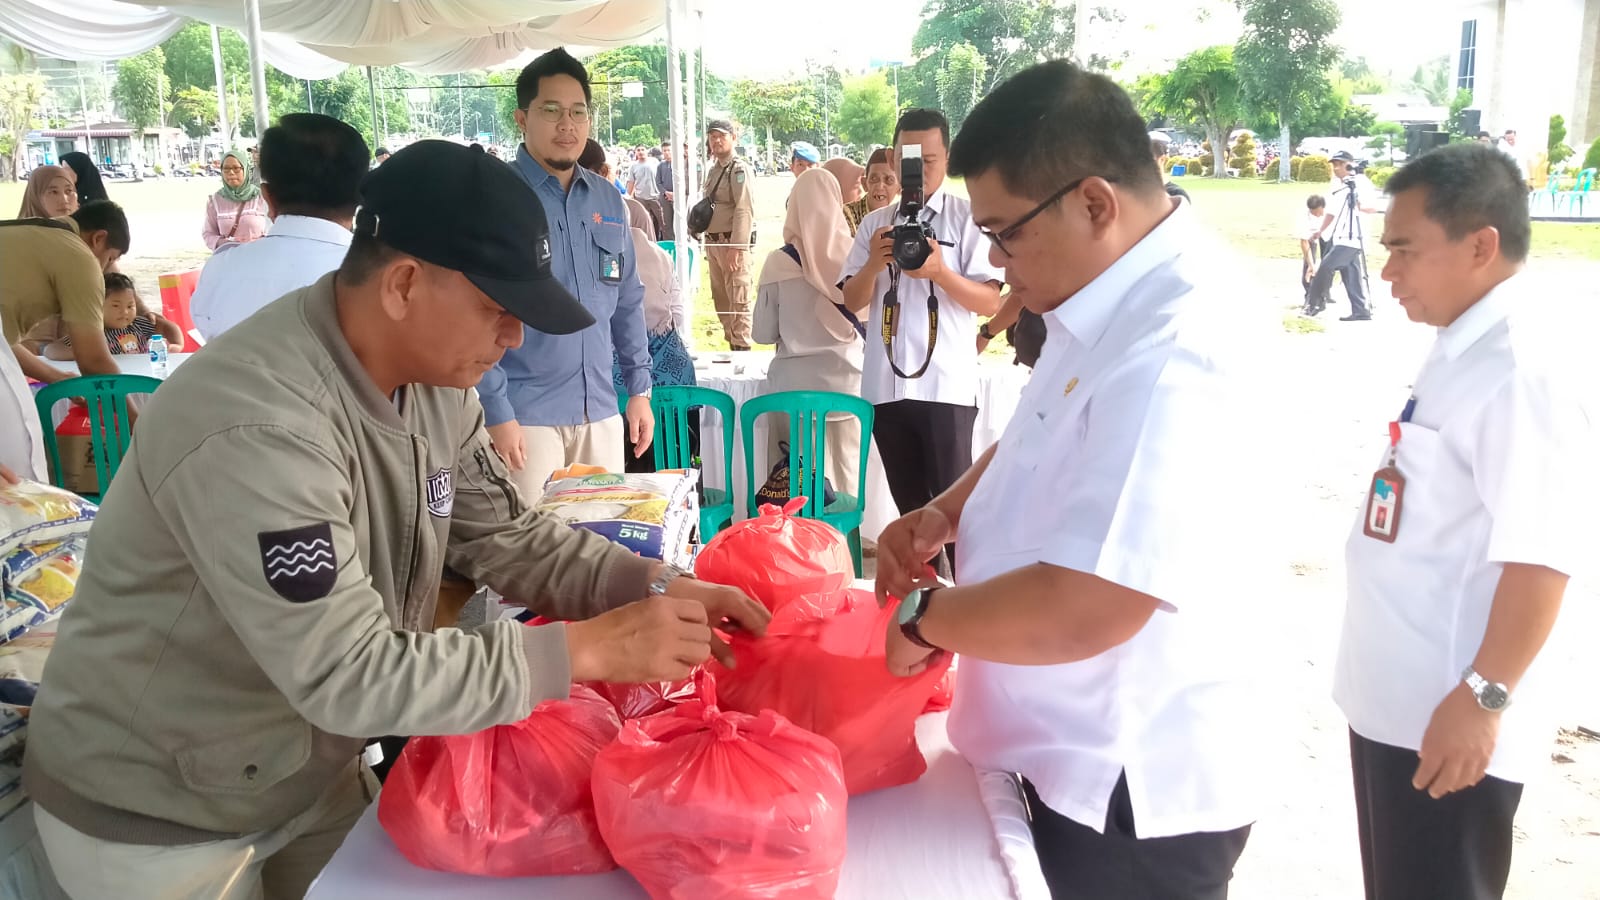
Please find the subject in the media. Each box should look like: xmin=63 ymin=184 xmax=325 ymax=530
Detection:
xmin=656 ymin=240 xmax=699 ymax=284
xmin=740 ymin=390 xmax=875 ymax=576
xmin=34 ymin=374 xmax=162 ymax=501
xmin=651 ymin=386 xmax=737 ymax=541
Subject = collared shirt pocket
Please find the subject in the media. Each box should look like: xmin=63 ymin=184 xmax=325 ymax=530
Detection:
xmin=588 ymin=221 xmax=626 ymax=287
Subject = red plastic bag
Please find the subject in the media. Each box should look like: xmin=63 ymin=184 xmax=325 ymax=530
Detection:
xmin=924 ymin=663 xmax=957 ymax=714
xmin=587 ymin=674 xmax=699 ymax=720
xmin=591 ymin=672 xmax=847 ymax=900
xmin=710 ymin=587 xmax=951 ymax=795
xmin=694 ymin=498 xmax=852 ymax=611
xmin=378 ymin=685 xmax=621 ymax=877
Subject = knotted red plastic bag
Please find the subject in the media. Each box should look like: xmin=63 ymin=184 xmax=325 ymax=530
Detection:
xmin=591 ymin=672 xmax=847 ymax=900
xmin=378 ymin=685 xmax=621 ymax=877
xmin=587 ymin=673 xmax=700 ymax=720
xmin=710 ymin=587 xmax=951 ymax=794
xmin=694 ymin=498 xmax=852 ymax=611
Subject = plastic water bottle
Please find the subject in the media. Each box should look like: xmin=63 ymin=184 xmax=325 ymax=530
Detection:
xmin=148 ymin=334 xmax=168 ymax=377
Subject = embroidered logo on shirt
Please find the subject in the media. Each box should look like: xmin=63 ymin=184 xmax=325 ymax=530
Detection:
xmin=591 ymin=212 xmax=625 ymax=226
xmin=259 ymin=523 xmax=337 ymax=603
xmin=426 ymin=467 xmax=454 ymax=518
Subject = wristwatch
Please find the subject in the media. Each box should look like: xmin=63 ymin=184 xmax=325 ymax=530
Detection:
xmin=1462 ymin=666 xmax=1512 ymax=711
xmin=897 ymin=585 xmax=942 ymax=650
xmin=978 ymin=322 xmax=995 ymax=341
xmin=647 ymin=564 xmax=691 ymax=596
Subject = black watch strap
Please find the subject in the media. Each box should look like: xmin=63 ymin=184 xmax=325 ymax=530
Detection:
xmin=901 ymin=587 xmax=941 ymax=650
xmin=978 ymin=322 xmax=995 ymax=340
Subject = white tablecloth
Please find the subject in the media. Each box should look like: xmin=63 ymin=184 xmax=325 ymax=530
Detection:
xmin=693 ymin=352 xmax=1030 ymax=542
xmin=307 ymin=712 xmax=1048 ymax=900
xmin=40 ymin=352 xmax=193 ymax=380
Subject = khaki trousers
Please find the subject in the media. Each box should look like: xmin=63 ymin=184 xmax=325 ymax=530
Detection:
xmin=510 ymin=416 xmax=626 ymax=501
xmin=35 ymin=761 xmax=377 ymax=900
xmin=706 ymin=242 xmax=752 ymax=349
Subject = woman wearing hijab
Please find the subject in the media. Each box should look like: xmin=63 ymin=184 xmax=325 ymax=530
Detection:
xmin=59 ymin=152 xmax=108 ymax=205
xmin=16 ymin=165 xmax=78 ymax=218
xmin=753 ymin=168 xmax=865 ymax=496
xmin=822 ymin=157 xmax=867 ymax=236
xmin=201 ymin=149 xmax=268 ymax=252
xmin=612 ymin=196 xmax=697 ymax=472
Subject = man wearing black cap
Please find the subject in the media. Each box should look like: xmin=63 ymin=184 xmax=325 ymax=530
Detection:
xmin=23 ymin=140 xmax=768 ymax=900
xmin=1307 ymin=150 xmax=1381 ymax=320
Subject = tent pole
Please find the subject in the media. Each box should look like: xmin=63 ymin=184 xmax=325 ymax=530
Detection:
xmin=244 ymin=0 xmax=270 ymax=136
xmin=367 ymin=66 xmax=380 ymax=150
xmin=665 ymin=0 xmax=692 ymax=327
xmin=210 ymin=26 xmax=231 ymax=148
xmin=683 ymin=7 xmax=697 ymax=200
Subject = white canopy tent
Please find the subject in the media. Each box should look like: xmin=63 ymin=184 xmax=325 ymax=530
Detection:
xmin=2 ymin=0 xmax=707 ymax=293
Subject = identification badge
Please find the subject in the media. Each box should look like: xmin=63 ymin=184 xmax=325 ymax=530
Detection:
xmin=1363 ymin=465 xmax=1405 ymax=542
xmin=598 ymin=251 xmax=621 ymax=284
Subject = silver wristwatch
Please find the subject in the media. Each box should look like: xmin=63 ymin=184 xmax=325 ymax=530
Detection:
xmin=1462 ymin=666 xmax=1512 ymax=712
xmin=647 ymin=564 xmax=691 ymax=596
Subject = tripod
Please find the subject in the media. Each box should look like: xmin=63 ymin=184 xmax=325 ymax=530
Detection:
xmin=1304 ymin=179 xmax=1373 ymax=318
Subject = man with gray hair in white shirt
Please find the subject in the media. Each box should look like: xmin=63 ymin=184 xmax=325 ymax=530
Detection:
xmin=190 ymin=114 xmax=370 ymax=341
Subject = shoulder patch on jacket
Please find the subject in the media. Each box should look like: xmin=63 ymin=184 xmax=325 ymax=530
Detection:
xmin=259 ymin=523 xmax=337 ymax=602
xmin=426 ymin=467 xmax=454 ymax=518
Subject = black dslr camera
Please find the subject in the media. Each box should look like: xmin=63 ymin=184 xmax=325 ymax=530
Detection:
xmin=889 ymin=144 xmax=936 ymax=270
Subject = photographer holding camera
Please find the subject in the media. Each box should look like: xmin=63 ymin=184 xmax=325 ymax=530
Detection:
xmin=1306 ymin=150 xmax=1381 ymax=321
xmin=840 ymin=108 xmax=1004 ymax=575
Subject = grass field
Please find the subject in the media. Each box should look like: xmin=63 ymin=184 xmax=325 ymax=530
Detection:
xmin=6 ymin=173 xmax=1595 ymax=357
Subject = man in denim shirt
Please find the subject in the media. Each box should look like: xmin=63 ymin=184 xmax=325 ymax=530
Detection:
xmin=481 ymin=48 xmax=655 ymax=497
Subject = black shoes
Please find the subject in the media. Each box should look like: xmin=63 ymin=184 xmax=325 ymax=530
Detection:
xmin=1340 ymin=314 xmax=1372 ymax=321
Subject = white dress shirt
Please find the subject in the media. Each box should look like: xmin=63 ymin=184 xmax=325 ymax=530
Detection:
xmin=839 ymin=190 xmax=1005 ymax=406
xmin=1335 ymin=275 xmax=1597 ymax=784
xmin=190 ymin=215 xmax=353 ymax=341
xmin=1324 ymin=175 xmax=1377 ymax=250
xmin=0 ymin=342 xmax=46 ymax=481
xmin=948 ymin=202 xmax=1265 ymax=838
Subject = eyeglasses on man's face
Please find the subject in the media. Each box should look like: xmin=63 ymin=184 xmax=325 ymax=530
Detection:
xmin=530 ymin=102 xmax=590 ymax=123
xmin=980 ymin=177 xmax=1093 ymax=258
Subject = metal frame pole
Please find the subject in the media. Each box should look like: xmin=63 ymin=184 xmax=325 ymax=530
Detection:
xmin=367 ymin=66 xmax=380 ymax=149
xmin=244 ymin=0 xmax=270 ymax=136
xmin=210 ymin=26 xmax=231 ymax=147
xmin=665 ymin=0 xmax=692 ymax=317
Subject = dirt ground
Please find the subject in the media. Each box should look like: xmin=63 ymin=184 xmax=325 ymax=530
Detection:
xmin=50 ymin=175 xmax=1600 ymax=898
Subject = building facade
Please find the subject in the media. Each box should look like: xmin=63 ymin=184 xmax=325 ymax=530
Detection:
xmin=1449 ymin=0 xmax=1600 ymax=156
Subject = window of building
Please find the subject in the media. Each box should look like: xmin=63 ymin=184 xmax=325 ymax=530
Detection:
xmin=1458 ymin=19 xmax=1477 ymax=92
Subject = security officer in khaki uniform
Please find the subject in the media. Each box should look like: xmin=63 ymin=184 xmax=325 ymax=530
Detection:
xmin=23 ymin=141 xmax=767 ymax=900
xmin=703 ymin=119 xmax=756 ymax=350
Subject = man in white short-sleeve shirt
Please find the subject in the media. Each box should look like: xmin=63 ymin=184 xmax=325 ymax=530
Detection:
xmin=190 ymin=114 xmax=369 ymax=341
xmin=876 ymin=61 xmax=1260 ymax=900
xmin=841 ymin=108 xmax=1004 ymax=573
xmin=1336 ymin=143 xmax=1597 ymax=900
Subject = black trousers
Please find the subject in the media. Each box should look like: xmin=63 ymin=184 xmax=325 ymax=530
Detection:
xmin=1307 ymin=244 xmax=1369 ymax=317
xmin=1349 ymin=729 xmax=1523 ymax=900
xmin=1024 ymin=774 xmax=1252 ymax=900
xmin=871 ymin=399 xmax=976 ymax=574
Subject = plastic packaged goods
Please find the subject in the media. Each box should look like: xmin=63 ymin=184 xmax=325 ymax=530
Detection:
xmin=539 ymin=466 xmax=699 ymax=567
xmin=693 ymin=498 xmax=851 ymax=611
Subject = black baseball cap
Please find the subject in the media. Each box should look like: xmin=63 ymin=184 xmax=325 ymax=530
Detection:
xmin=706 ymin=119 xmax=733 ymax=135
xmin=1329 ymin=150 xmax=1356 ymax=163
xmin=356 ymin=140 xmax=594 ymax=335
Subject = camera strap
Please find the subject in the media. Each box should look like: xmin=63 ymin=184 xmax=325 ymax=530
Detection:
xmin=881 ymin=266 xmax=939 ymax=380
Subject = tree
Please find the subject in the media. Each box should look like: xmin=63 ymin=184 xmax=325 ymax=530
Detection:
xmin=936 ymin=43 xmax=989 ymax=132
xmin=586 ymin=45 xmax=671 ymax=144
xmin=171 ymin=85 xmax=218 ymax=138
xmin=1404 ymin=56 xmax=1452 ymax=105
xmin=1445 ymin=88 xmax=1474 ymax=141
xmin=912 ymin=0 xmax=1073 ymax=95
xmin=0 ymin=73 xmax=46 ymax=181
xmin=1548 ymin=114 xmax=1573 ymax=167
xmin=1235 ymin=0 xmax=1342 ymax=182
xmin=618 ymin=123 xmax=658 ymax=147
xmin=836 ymin=73 xmax=897 ymax=150
xmin=1366 ymin=121 xmax=1404 ymax=165
xmin=729 ymin=78 xmax=818 ymax=169
xmin=113 ymin=48 xmax=168 ymax=179
xmin=1143 ymin=46 xmax=1243 ymax=178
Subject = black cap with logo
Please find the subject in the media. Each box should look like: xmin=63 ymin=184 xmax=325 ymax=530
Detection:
xmin=355 ymin=140 xmax=595 ymax=335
